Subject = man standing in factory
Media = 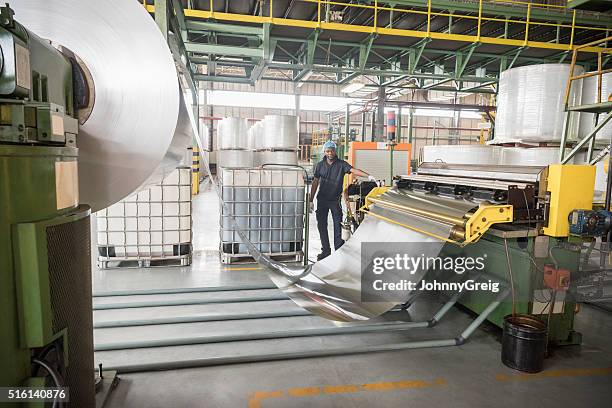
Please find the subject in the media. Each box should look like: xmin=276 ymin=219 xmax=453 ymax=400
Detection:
xmin=310 ymin=141 xmax=376 ymax=261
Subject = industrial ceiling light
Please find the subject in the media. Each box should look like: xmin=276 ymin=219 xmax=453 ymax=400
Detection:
xmin=341 ymin=82 xmax=366 ymax=93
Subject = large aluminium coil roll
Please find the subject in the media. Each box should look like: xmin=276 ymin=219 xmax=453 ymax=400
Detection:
xmin=421 ymin=145 xmax=501 ymax=165
xmin=218 ymin=150 xmax=254 ymax=168
xmin=578 ymin=72 xmax=612 ymax=142
xmin=14 ymin=0 xmax=193 ymax=212
xmin=499 ymin=147 xmax=571 ymax=166
xmin=259 ymin=150 xmax=299 ymax=166
xmin=263 ymin=115 xmax=299 ymax=150
xmin=218 ymin=117 xmax=249 ymax=150
xmin=494 ymin=64 xmax=583 ymax=144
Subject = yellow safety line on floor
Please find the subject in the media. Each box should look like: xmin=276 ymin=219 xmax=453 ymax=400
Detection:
xmin=247 ymin=378 xmax=446 ymax=408
xmin=495 ymin=367 xmax=612 ymax=381
xmin=222 ymin=266 xmax=263 ymax=271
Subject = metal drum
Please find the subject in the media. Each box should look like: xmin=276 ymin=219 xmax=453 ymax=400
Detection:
xmin=218 ymin=117 xmax=249 ymax=150
xmin=263 ymin=115 xmax=299 ymax=150
xmin=494 ymin=64 xmax=583 ymax=143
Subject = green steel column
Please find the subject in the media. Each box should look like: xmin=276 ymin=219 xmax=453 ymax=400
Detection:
xmin=376 ymin=86 xmax=386 ymax=141
xmin=397 ymin=106 xmax=402 ymax=142
xmin=361 ymin=112 xmax=367 ymax=142
xmin=407 ymin=108 xmax=414 ymax=144
xmin=154 ymin=0 xmax=168 ymax=41
xmin=344 ymin=103 xmax=350 ymax=158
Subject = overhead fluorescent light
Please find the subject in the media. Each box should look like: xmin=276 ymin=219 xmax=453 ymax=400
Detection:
xmin=341 ymin=82 xmax=365 ymax=93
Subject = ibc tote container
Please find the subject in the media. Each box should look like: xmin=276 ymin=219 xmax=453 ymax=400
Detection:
xmin=96 ymin=166 xmax=192 ymax=268
xmin=219 ymin=168 xmax=305 ymax=263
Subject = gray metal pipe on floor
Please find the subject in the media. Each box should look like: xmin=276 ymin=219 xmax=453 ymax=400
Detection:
xmin=93 ymin=309 xmax=312 ymax=328
xmin=92 ymin=283 xmax=277 ymax=297
xmin=94 ymin=320 xmax=430 ymax=351
xmin=101 ymin=288 xmax=508 ymax=373
xmin=104 ymin=338 xmax=458 ymax=373
xmin=92 ymin=293 xmax=289 ymax=310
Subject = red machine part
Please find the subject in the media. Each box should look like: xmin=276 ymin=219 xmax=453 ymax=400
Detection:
xmin=543 ymin=265 xmax=570 ymax=291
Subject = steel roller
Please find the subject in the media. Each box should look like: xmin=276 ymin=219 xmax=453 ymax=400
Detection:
xmin=14 ymin=0 xmax=192 ymax=211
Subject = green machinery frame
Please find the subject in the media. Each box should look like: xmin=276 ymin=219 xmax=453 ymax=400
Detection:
xmin=443 ymin=232 xmax=582 ymax=345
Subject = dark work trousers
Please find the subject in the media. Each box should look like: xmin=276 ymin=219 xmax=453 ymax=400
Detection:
xmin=316 ymin=200 xmax=344 ymax=253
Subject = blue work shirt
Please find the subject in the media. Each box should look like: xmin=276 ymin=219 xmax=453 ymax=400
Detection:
xmin=314 ymin=158 xmax=353 ymax=202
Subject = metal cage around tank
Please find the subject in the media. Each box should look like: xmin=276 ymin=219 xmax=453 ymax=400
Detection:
xmin=96 ymin=166 xmax=193 ymax=268
xmin=219 ymin=167 xmax=306 ymax=263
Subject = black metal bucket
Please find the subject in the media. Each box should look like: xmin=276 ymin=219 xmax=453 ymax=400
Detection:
xmin=501 ymin=314 xmax=548 ymax=373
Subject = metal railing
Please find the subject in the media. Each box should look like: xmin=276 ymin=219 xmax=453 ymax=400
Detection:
xmin=564 ymin=37 xmax=612 ymax=110
xmin=559 ymin=36 xmax=612 ymax=164
xmin=157 ymin=0 xmax=612 ymax=52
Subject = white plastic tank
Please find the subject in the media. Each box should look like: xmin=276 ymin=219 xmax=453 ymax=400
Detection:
xmin=494 ymin=64 xmax=583 ymax=143
xmin=578 ymin=72 xmax=612 ymax=142
xmin=421 ymin=145 xmax=501 ymax=165
xmin=218 ymin=117 xmax=249 ymax=150
xmin=263 ymin=115 xmax=299 ymax=150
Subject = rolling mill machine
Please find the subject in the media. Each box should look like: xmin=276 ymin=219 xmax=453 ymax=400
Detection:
xmin=0 ymin=0 xmax=195 ymax=405
xmin=0 ymin=4 xmax=96 ymax=406
xmin=356 ymin=160 xmax=606 ymax=345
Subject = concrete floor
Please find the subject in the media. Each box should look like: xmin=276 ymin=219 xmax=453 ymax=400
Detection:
xmin=93 ymin=184 xmax=612 ymax=408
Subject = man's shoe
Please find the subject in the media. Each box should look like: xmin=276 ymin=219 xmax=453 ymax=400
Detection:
xmin=317 ymin=252 xmax=330 ymax=261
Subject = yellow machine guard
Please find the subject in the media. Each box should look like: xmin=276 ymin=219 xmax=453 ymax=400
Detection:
xmin=543 ymin=164 xmax=596 ymax=237
xmin=363 ymin=188 xmax=512 ymax=245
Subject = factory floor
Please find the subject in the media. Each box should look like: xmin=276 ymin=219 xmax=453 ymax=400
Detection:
xmin=93 ymin=184 xmax=612 ymax=408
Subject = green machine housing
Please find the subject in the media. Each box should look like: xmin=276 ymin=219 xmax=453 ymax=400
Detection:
xmin=0 ymin=5 xmax=95 ymax=407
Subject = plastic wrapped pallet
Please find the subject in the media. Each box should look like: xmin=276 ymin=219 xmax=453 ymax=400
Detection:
xmin=494 ymin=64 xmax=583 ymax=144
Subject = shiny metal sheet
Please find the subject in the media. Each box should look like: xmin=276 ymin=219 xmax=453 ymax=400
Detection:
xmin=269 ymin=213 xmax=446 ymax=322
xmin=266 ymin=189 xmax=483 ymax=322
xmin=15 ymin=0 xmax=189 ymax=211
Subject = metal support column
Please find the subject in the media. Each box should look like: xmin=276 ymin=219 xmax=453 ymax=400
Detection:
xmin=408 ymin=108 xmax=414 ymax=144
xmin=370 ymin=111 xmax=376 ymax=142
xmin=345 ymin=103 xmax=350 ymax=149
xmin=154 ymin=0 xmax=168 ymax=41
xmin=376 ymin=86 xmax=386 ymax=141
xmin=397 ymin=106 xmax=402 ymax=142
xmin=361 ymin=111 xmax=367 ymax=142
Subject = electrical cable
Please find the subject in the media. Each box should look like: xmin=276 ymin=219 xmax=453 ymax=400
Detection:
xmin=32 ymin=358 xmax=64 ymax=408
xmin=503 ymin=237 xmax=517 ymax=316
